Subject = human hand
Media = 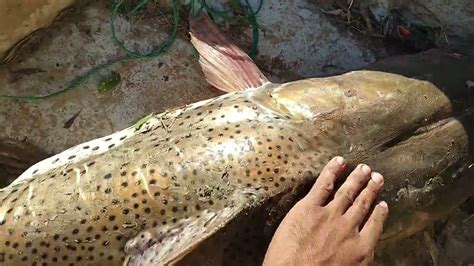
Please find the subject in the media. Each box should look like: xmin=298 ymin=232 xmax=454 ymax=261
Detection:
xmin=263 ymin=156 xmax=388 ymax=266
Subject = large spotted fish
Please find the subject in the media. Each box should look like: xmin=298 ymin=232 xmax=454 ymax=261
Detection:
xmin=1 ymin=13 xmax=473 ymax=266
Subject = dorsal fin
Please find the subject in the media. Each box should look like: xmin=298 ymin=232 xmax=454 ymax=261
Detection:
xmin=189 ymin=12 xmax=269 ymax=93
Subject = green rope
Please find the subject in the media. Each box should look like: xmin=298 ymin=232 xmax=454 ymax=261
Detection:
xmin=125 ymin=0 xmax=150 ymax=17
xmin=1 ymin=0 xmax=262 ymax=101
xmin=0 ymin=0 xmax=180 ymax=101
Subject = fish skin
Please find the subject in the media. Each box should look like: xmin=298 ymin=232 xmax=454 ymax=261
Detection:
xmin=1 ymin=68 xmax=472 ymax=266
xmin=0 ymin=82 xmax=325 ymax=265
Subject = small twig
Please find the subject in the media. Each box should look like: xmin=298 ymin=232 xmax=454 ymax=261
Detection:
xmin=347 ymin=0 xmax=354 ymax=10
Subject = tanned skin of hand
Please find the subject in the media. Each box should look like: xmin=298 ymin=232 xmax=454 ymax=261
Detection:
xmin=264 ymin=156 xmax=389 ymax=266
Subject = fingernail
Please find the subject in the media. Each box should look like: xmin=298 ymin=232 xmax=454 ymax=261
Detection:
xmin=379 ymin=201 xmax=388 ymax=208
xmin=335 ymin=156 xmax=344 ymax=165
xmin=361 ymin=164 xmax=371 ymax=174
xmin=371 ymin=172 xmax=384 ymax=185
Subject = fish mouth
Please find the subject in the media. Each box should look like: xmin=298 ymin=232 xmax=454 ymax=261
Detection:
xmin=364 ymin=49 xmax=474 ymax=243
xmin=369 ymin=103 xmax=474 ymax=244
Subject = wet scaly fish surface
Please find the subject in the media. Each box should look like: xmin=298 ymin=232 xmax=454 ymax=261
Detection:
xmin=1 ymin=13 xmax=473 ymax=266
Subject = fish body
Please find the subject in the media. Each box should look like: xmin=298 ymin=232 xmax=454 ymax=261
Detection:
xmin=1 ymin=13 xmax=473 ymax=266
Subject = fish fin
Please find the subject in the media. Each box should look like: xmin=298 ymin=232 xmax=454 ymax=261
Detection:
xmin=189 ymin=12 xmax=269 ymax=93
xmin=124 ymin=206 xmax=244 ymax=265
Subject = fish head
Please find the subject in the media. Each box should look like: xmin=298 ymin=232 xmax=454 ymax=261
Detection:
xmin=264 ymin=69 xmax=473 ymax=243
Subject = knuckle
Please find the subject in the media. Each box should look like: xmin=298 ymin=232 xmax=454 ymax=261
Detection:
xmin=368 ymin=182 xmax=380 ymax=194
xmin=339 ymin=215 xmax=353 ymax=228
xmin=320 ymin=181 xmax=334 ymax=192
xmin=340 ymin=187 xmax=356 ymax=202
xmin=320 ymin=167 xmax=337 ymax=179
xmin=356 ymin=198 xmax=371 ymax=212
xmin=359 ymin=242 xmax=375 ymax=258
xmin=355 ymin=177 xmax=367 ymax=186
xmin=364 ymin=249 xmax=375 ymax=260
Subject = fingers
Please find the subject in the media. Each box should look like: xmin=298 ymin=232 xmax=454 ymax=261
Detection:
xmin=305 ymin=156 xmax=346 ymax=206
xmin=329 ymin=164 xmax=372 ymax=214
xmin=360 ymin=201 xmax=389 ymax=248
xmin=344 ymin=172 xmax=384 ymax=226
